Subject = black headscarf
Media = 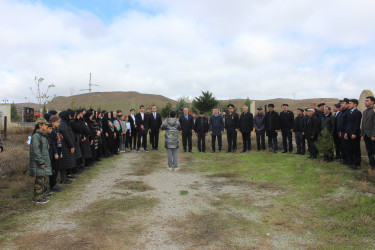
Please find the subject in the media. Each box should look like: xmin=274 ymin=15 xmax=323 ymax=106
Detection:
xmin=59 ymin=111 xmax=70 ymax=123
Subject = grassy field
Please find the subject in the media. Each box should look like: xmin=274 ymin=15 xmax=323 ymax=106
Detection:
xmin=1 ymin=130 xmax=375 ymax=248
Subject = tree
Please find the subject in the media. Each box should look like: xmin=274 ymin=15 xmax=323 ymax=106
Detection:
xmin=30 ymin=76 xmax=56 ymax=110
xmin=10 ymin=102 xmax=21 ymax=122
xmin=244 ymin=97 xmax=251 ymax=110
xmin=316 ymin=127 xmax=334 ymax=160
xmin=161 ymin=102 xmax=173 ymax=118
xmin=192 ymin=91 xmax=219 ymax=113
xmin=174 ymin=96 xmax=190 ymax=117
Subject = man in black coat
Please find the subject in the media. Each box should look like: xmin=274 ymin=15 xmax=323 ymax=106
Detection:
xmin=254 ymin=107 xmax=266 ymax=151
xmin=331 ymin=103 xmax=342 ymax=159
xmin=225 ymin=104 xmax=240 ymax=153
xmin=149 ymin=105 xmax=162 ymax=150
xmin=321 ymin=106 xmax=333 ymax=162
xmin=345 ymin=99 xmax=362 ymax=169
xmin=179 ymin=108 xmax=194 ymax=152
xmin=361 ymin=96 xmax=375 ymax=170
xmin=337 ymin=98 xmax=350 ymax=165
xmin=304 ymin=109 xmax=319 ymax=159
xmin=209 ymin=108 xmax=224 ymax=152
xmin=280 ymin=104 xmax=294 ymax=153
xmin=194 ymin=111 xmax=209 ymax=152
xmin=128 ymin=109 xmax=137 ymax=150
xmin=239 ymin=105 xmax=253 ymax=152
xmin=293 ymin=108 xmax=305 ymax=155
xmin=265 ymin=104 xmax=280 ymax=153
xmin=135 ymin=105 xmax=150 ymax=152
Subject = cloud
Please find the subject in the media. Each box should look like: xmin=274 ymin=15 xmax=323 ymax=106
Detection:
xmin=0 ymin=0 xmax=375 ymax=104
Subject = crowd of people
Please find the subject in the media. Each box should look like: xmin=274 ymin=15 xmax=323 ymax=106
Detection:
xmin=27 ymin=96 xmax=375 ymax=204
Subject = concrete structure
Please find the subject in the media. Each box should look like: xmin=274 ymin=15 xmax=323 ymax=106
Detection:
xmin=0 ymin=104 xmax=11 ymax=129
xmin=358 ymin=90 xmax=374 ymax=112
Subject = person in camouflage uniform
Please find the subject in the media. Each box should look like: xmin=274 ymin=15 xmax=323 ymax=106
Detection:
xmin=29 ymin=118 xmax=53 ymax=204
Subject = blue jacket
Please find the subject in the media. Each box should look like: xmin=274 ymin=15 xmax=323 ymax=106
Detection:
xmin=209 ymin=115 xmax=224 ymax=136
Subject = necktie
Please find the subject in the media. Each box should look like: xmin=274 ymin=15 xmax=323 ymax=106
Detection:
xmin=154 ymin=113 xmax=156 ymax=119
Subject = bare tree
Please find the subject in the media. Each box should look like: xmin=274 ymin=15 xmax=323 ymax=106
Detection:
xmin=30 ymin=76 xmax=56 ymax=109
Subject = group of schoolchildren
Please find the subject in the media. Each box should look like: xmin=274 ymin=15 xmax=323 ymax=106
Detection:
xmin=29 ymin=108 xmax=133 ymax=204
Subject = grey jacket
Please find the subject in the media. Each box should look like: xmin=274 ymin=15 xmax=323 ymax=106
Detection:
xmin=361 ymin=107 xmax=375 ymax=137
xmin=254 ymin=113 xmax=265 ymax=131
xmin=161 ymin=118 xmax=181 ymax=149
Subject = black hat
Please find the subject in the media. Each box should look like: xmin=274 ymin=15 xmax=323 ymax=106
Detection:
xmin=199 ymin=111 xmax=205 ymax=114
xmin=268 ymin=104 xmax=274 ymax=108
xmin=317 ymin=103 xmax=325 ymax=107
xmin=257 ymin=106 xmax=263 ymax=110
xmin=341 ymin=98 xmax=350 ymax=103
xmin=227 ymin=104 xmax=234 ymax=108
xmin=297 ymin=108 xmax=304 ymax=112
xmin=334 ymin=103 xmax=341 ymax=108
xmin=282 ymin=104 xmax=289 ymax=106
xmin=304 ymin=108 xmax=309 ymax=111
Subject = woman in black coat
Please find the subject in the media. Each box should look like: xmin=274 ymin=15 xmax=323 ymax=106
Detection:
xmin=102 ymin=112 xmax=116 ymax=155
xmin=69 ymin=110 xmax=83 ymax=173
xmin=78 ymin=111 xmax=92 ymax=167
xmin=58 ymin=111 xmax=76 ymax=183
xmin=84 ymin=111 xmax=96 ymax=166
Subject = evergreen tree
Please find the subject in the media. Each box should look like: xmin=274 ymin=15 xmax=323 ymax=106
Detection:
xmin=161 ymin=102 xmax=173 ymax=118
xmin=192 ymin=91 xmax=218 ymax=113
xmin=11 ymin=102 xmax=21 ymax=122
xmin=174 ymin=97 xmax=190 ymax=117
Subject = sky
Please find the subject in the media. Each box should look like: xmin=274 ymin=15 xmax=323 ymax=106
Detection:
xmin=1 ymin=0 xmax=375 ymax=103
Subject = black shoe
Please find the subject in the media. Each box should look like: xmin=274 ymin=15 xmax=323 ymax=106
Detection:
xmin=295 ymin=152 xmax=301 ymax=154
xmin=241 ymin=150 xmax=246 ymax=153
xmin=60 ymin=179 xmax=73 ymax=184
xmin=67 ymin=175 xmax=77 ymax=179
xmin=257 ymin=149 xmax=261 ymax=151
xmin=282 ymin=151 xmax=288 ymax=153
xmin=136 ymin=149 xmax=140 ymax=152
xmin=349 ymin=165 xmax=359 ymax=170
xmin=184 ymin=149 xmax=187 ymax=152
xmin=44 ymin=189 xmax=53 ymax=198
xmin=226 ymin=151 xmax=231 ymax=153
xmin=189 ymin=150 xmax=193 ymax=153
xmin=144 ymin=148 xmax=149 ymax=152
xmin=198 ymin=150 xmax=201 ymax=152
xmin=273 ymin=151 xmax=278 ymax=153
xmin=52 ymin=185 xmax=64 ymax=192
xmin=309 ymin=155 xmax=317 ymax=159
xmin=219 ymin=149 xmax=222 ymax=152
xmin=211 ymin=150 xmax=215 ymax=153
xmin=301 ymin=153 xmax=305 ymax=155
xmin=33 ymin=198 xmax=49 ymax=204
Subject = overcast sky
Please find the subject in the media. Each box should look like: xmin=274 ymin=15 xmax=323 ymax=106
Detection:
xmin=1 ymin=0 xmax=374 ymax=103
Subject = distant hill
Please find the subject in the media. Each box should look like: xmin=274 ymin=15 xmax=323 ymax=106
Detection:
xmin=47 ymin=91 xmax=176 ymax=112
xmin=15 ymin=91 xmax=340 ymax=115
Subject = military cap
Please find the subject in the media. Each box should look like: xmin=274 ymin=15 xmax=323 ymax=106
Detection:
xmin=304 ymin=108 xmax=309 ymax=111
xmin=317 ymin=103 xmax=325 ymax=107
xmin=282 ymin=104 xmax=289 ymax=106
xmin=199 ymin=111 xmax=205 ymax=114
xmin=341 ymin=98 xmax=350 ymax=103
xmin=334 ymin=103 xmax=341 ymax=108
xmin=35 ymin=118 xmax=49 ymax=125
xmin=227 ymin=104 xmax=234 ymax=108
xmin=257 ymin=106 xmax=263 ymax=110
xmin=268 ymin=103 xmax=274 ymax=108
xmin=297 ymin=108 xmax=304 ymax=112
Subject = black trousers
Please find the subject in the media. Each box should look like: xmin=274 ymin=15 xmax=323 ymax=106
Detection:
xmin=364 ymin=135 xmax=375 ymax=168
xmin=307 ymin=137 xmax=318 ymax=156
xmin=49 ymin=158 xmax=59 ymax=189
xmin=256 ymin=131 xmax=266 ymax=150
xmin=197 ymin=133 xmax=206 ymax=152
xmin=182 ymin=132 xmax=192 ymax=151
xmin=341 ymin=137 xmax=351 ymax=164
xmin=268 ymin=135 xmax=278 ymax=152
xmin=333 ymin=133 xmax=341 ymax=158
xmin=212 ymin=134 xmax=222 ymax=152
xmin=241 ymin=132 xmax=251 ymax=151
xmin=125 ymin=132 xmax=131 ymax=149
xmin=295 ymin=132 xmax=305 ymax=154
xmin=132 ymin=129 xmax=138 ymax=149
xmin=150 ymin=129 xmax=160 ymax=149
xmin=137 ymin=132 xmax=147 ymax=150
xmin=227 ymin=129 xmax=237 ymax=152
xmin=282 ymin=129 xmax=293 ymax=152
xmin=349 ymin=137 xmax=361 ymax=167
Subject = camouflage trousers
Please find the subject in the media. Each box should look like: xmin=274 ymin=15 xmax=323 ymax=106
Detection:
xmin=34 ymin=176 xmax=47 ymax=201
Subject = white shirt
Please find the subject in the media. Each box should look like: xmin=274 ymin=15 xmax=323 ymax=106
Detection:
xmin=141 ymin=112 xmax=144 ymax=120
xmin=126 ymin=122 xmax=131 ymax=133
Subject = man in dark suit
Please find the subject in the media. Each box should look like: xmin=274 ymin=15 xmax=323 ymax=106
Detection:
xmin=304 ymin=109 xmax=319 ymax=159
xmin=265 ymin=104 xmax=280 ymax=153
xmin=209 ymin=108 xmax=224 ymax=152
xmin=128 ymin=109 xmax=137 ymax=150
xmin=337 ymin=98 xmax=350 ymax=165
xmin=280 ymin=104 xmax=294 ymax=153
xmin=331 ymin=103 xmax=342 ymax=159
xmin=239 ymin=105 xmax=253 ymax=152
xmin=179 ymin=108 xmax=194 ymax=152
xmin=225 ymin=104 xmax=240 ymax=153
xmin=345 ymin=99 xmax=362 ymax=169
xmin=135 ymin=105 xmax=149 ymax=152
xmin=293 ymin=108 xmax=305 ymax=155
xmin=148 ymin=105 xmax=162 ymax=150
xmin=194 ymin=111 xmax=209 ymax=152
xmin=361 ymin=96 xmax=375 ymax=170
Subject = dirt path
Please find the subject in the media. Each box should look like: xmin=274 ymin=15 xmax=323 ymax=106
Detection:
xmin=4 ymin=151 xmax=310 ymax=249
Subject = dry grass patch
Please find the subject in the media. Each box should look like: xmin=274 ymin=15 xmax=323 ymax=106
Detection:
xmin=115 ymin=180 xmax=155 ymax=192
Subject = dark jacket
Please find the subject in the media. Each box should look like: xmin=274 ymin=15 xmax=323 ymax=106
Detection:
xmin=361 ymin=107 xmax=375 ymax=138
xmin=135 ymin=112 xmax=150 ymax=135
xmin=293 ymin=114 xmax=305 ymax=133
xmin=70 ymin=118 xmax=83 ymax=159
xmin=254 ymin=113 xmax=265 ymax=132
xmin=225 ymin=112 xmax=239 ymax=131
xmin=239 ymin=112 xmax=254 ymax=133
xmin=336 ymin=108 xmax=349 ymax=135
xmin=304 ymin=115 xmax=319 ymax=139
xmin=265 ymin=111 xmax=280 ymax=136
xmin=194 ymin=116 xmax=209 ymax=134
xmin=280 ymin=110 xmax=294 ymax=130
xmin=179 ymin=114 xmax=194 ymax=134
xmin=128 ymin=114 xmax=136 ymax=132
xmin=209 ymin=115 xmax=224 ymax=136
xmin=346 ymin=108 xmax=362 ymax=137
xmin=29 ymin=130 xmax=52 ymax=177
xmin=149 ymin=112 xmax=162 ymax=130
xmin=58 ymin=111 xmax=76 ymax=170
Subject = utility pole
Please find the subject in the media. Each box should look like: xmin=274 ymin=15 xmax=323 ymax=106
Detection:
xmin=80 ymin=73 xmax=100 ymax=94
